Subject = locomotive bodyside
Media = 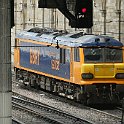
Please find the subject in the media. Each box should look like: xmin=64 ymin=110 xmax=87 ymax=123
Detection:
xmin=14 ymin=28 xmax=124 ymax=105
xmin=14 ymin=39 xmax=72 ymax=82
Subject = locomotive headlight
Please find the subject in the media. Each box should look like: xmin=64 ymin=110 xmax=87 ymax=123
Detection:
xmin=81 ymin=73 xmax=93 ymax=79
xmin=115 ymin=73 xmax=124 ymax=79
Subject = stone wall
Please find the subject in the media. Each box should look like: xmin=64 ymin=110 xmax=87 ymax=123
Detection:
xmin=12 ymin=0 xmax=124 ymax=44
xmin=93 ymin=0 xmax=124 ymax=43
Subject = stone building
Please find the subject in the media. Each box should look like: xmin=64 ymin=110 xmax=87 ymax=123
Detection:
xmin=12 ymin=0 xmax=124 ymax=43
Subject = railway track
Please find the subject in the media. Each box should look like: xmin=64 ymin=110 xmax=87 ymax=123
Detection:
xmin=12 ymin=118 xmax=25 ymax=124
xmin=12 ymin=102 xmax=62 ymax=124
xmin=104 ymin=107 xmax=122 ymax=118
xmin=12 ymin=92 xmax=94 ymax=124
xmin=12 ymin=77 xmax=123 ymax=124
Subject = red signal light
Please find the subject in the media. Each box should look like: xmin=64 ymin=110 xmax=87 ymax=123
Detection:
xmin=82 ymin=8 xmax=87 ymax=13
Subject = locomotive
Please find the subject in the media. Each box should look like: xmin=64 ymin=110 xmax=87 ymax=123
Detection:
xmin=14 ymin=27 xmax=124 ymax=105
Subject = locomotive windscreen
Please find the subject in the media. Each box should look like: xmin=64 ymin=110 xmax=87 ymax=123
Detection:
xmin=84 ymin=48 xmax=123 ymax=63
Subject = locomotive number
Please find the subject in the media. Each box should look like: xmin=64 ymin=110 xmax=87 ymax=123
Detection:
xmin=51 ymin=60 xmax=60 ymax=70
xmin=30 ymin=48 xmax=40 ymax=65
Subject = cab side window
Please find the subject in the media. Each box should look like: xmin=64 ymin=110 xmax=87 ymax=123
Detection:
xmin=74 ymin=48 xmax=80 ymax=62
xmin=60 ymin=48 xmax=66 ymax=64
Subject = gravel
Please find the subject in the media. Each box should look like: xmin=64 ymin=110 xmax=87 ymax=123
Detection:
xmin=12 ymin=82 xmax=122 ymax=124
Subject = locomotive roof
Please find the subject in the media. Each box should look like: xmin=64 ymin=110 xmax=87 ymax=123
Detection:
xmin=16 ymin=27 xmax=123 ymax=47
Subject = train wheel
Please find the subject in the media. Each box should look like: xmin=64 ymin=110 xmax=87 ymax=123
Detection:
xmin=73 ymin=86 xmax=87 ymax=105
xmin=33 ymin=76 xmax=39 ymax=89
xmin=39 ymin=76 xmax=46 ymax=89
xmin=45 ymin=77 xmax=52 ymax=91
xmin=53 ymin=81 xmax=58 ymax=94
xmin=35 ymin=76 xmax=40 ymax=89
xmin=29 ymin=74 xmax=36 ymax=88
xmin=16 ymin=69 xmax=22 ymax=81
xmin=50 ymin=79 xmax=56 ymax=92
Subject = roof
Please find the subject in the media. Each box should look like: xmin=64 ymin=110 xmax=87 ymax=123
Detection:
xmin=16 ymin=27 xmax=123 ymax=47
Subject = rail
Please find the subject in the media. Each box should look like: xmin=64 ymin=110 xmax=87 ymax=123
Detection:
xmin=12 ymin=91 xmax=94 ymax=124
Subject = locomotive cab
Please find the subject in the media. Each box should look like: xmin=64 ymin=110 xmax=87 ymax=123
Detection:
xmin=73 ymin=45 xmax=124 ymax=104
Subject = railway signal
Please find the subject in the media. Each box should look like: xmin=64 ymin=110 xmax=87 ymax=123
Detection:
xmin=74 ymin=0 xmax=93 ymax=28
xmin=38 ymin=0 xmax=93 ymax=28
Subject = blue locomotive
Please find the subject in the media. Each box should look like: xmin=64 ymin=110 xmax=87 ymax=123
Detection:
xmin=14 ymin=27 xmax=124 ymax=105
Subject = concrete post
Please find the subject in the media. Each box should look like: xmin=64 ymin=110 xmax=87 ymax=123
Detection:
xmin=64 ymin=16 xmax=66 ymax=31
xmin=116 ymin=0 xmax=122 ymax=41
xmin=51 ymin=9 xmax=54 ymax=28
xmin=101 ymin=0 xmax=106 ymax=35
xmin=42 ymin=8 xmax=44 ymax=28
xmin=0 ymin=0 xmax=12 ymax=124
